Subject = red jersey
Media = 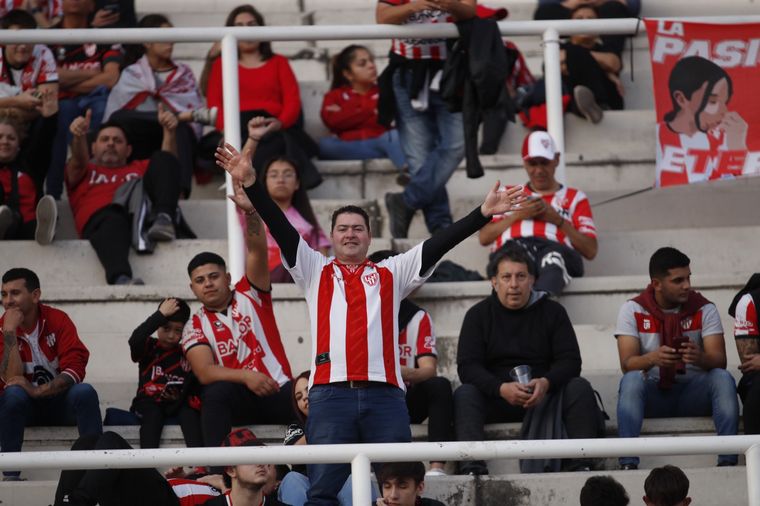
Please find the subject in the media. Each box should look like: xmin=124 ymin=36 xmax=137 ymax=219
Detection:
xmin=398 ymin=309 xmax=436 ymax=368
xmin=66 ymin=159 xmax=150 ymax=235
xmin=0 ymin=167 xmax=36 ymax=223
xmin=734 ymin=294 xmax=759 ymax=338
xmin=381 ymin=0 xmax=453 ymax=60
xmin=0 ymin=44 xmax=58 ymax=91
xmin=182 ymin=276 xmax=292 ymax=387
xmin=286 ymin=238 xmax=433 ymax=390
xmin=320 ymin=85 xmax=387 ymax=141
xmin=0 ymin=304 xmax=89 ymax=389
xmin=0 ymin=0 xmax=23 ymax=16
xmin=206 ymin=54 xmax=300 ymax=131
xmin=490 ymin=185 xmax=596 ymax=252
xmin=168 ymin=478 xmax=221 ymax=506
xmin=48 ymin=30 xmax=122 ymax=100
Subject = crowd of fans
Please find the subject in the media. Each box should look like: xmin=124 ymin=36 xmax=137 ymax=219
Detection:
xmin=0 ymin=0 xmax=752 ymax=505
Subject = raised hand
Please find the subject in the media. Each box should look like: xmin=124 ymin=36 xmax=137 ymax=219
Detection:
xmin=158 ymin=298 xmax=180 ymax=318
xmin=157 ymin=103 xmax=178 ymax=132
xmin=70 ymin=109 xmax=92 ymax=137
xmin=480 ymin=181 xmax=528 ymax=218
xmin=216 ymin=142 xmax=256 ymax=187
xmin=227 ymin=179 xmax=255 ymax=214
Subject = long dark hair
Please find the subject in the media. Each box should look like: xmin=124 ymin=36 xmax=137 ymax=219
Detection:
xmin=664 ymin=56 xmax=733 ymax=129
xmin=291 ymin=370 xmax=310 ymax=425
xmin=330 ymin=44 xmax=370 ymax=90
xmin=123 ymin=14 xmax=172 ymax=66
xmin=225 ymin=4 xmax=273 ymax=61
xmin=262 ymin=156 xmax=323 ymax=237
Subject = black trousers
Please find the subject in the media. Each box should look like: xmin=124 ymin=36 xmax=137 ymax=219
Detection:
xmin=132 ymin=398 xmax=204 ymax=449
xmin=739 ymin=372 xmax=760 ymax=434
xmin=109 ymin=110 xmax=196 ymax=197
xmin=82 ymin=151 xmax=181 ymax=284
xmin=498 ymin=237 xmax=584 ymax=297
xmin=406 ymin=376 xmax=454 ymax=443
xmin=564 ymin=43 xmax=624 ymax=111
xmin=19 ymin=114 xmax=58 ymax=196
xmin=53 ymin=431 xmax=179 ymax=506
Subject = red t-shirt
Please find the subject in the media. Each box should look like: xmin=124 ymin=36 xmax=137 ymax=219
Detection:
xmin=0 ymin=167 xmax=36 ymax=223
xmin=320 ymin=85 xmax=387 ymax=141
xmin=66 ymin=159 xmax=149 ymax=235
xmin=206 ymin=54 xmax=300 ymax=131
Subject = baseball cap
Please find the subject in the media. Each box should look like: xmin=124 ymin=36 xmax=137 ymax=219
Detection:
xmin=476 ymin=5 xmax=509 ymax=20
xmin=522 ymin=131 xmax=557 ymax=160
xmin=222 ymin=428 xmax=263 ymax=448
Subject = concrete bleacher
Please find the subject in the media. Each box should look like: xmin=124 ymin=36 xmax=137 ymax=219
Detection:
xmin=3 ymin=0 xmax=760 ymax=504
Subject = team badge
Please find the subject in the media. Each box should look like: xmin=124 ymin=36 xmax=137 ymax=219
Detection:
xmin=363 ymin=272 xmax=379 ymax=286
xmin=84 ymin=43 xmax=97 ymax=58
xmin=213 ymin=321 xmax=223 ymax=329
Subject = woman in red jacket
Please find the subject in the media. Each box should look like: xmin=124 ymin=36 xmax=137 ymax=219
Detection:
xmin=320 ymin=45 xmax=408 ymax=184
xmin=204 ymin=4 xmax=320 ymax=189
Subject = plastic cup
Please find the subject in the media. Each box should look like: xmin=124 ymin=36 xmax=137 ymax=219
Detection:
xmin=509 ymin=365 xmax=532 ymax=385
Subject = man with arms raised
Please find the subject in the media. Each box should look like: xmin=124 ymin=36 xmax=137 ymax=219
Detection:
xmin=215 ymin=116 xmax=525 ymax=505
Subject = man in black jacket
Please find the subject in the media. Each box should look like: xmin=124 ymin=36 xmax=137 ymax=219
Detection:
xmin=454 ymin=243 xmax=601 ymax=475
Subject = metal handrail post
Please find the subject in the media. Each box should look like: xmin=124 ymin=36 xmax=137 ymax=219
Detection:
xmin=351 ymin=453 xmax=372 ymax=505
xmin=746 ymin=443 xmax=760 ymax=505
xmin=543 ymin=27 xmax=566 ymax=183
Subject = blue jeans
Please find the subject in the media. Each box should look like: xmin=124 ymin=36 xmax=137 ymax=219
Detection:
xmin=305 ymin=383 xmax=410 ymax=506
xmin=47 ymin=86 xmax=109 ymax=198
xmin=392 ymin=68 xmax=464 ymax=232
xmin=0 ymin=383 xmax=103 ymax=476
xmin=616 ymin=369 xmax=739 ymax=466
xmin=318 ymin=130 xmax=407 ymax=170
xmin=279 ymin=471 xmax=378 ymax=506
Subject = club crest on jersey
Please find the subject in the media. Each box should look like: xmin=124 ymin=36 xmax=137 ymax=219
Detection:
xmin=84 ymin=43 xmax=97 ymax=58
xmin=363 ymin=272 xmax=379 ymax=286
xmin=681 ymin=317 xmax=693 ymax=330
xmin=213 ymin=321 xmax=224 ymax=329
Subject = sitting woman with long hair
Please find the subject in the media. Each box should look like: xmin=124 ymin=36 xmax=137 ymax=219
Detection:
xmin=320 ymin=45 xmax=408 ymax=184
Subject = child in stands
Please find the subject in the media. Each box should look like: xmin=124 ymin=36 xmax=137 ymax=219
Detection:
xmin=128 ymin=297 xmax=202 ymax=449
xmin=319 ymin=45 xmax=408 ymax=185
xmin=376 ymin=462 xmax=445 ymax=506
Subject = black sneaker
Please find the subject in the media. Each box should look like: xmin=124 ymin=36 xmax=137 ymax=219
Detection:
xmin=460 ymin=460 xmax=489 ymax=476
xmin=147 ymin=213 xmax=176 ymax=242
xmin=384 ymin=192 xmax=414 ymax=239
xmin=395 ymin=168 xmax=411 ymax=186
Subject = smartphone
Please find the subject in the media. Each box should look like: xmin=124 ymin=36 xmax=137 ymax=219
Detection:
xmin=103 ymin=3 xmax=120 ymax=14
xmin=672 ymin=336 xmax=690 ymax=353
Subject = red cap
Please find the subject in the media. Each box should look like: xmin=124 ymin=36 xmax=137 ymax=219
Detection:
xmin=222 ymin=428 xmax=262 ymax=448
xmin=476 ymin=5 xmax=509 ymax=20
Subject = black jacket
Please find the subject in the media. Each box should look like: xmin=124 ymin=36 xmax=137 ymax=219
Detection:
xmin=441 ymin=17 xmax=509 ymax=178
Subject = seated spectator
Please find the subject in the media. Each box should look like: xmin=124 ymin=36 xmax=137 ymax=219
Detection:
xmin=0 ymin=267 xmax=102 ymax=480
xmin=375 ymin=462 xmax=445 ymax=506
xmin=105 ymin=13 xmax=216 ymax=197
xmin=261 ymin=156 xmax=330 ymax=283
xmin=319 ymin=45 xmax=408 ymax=184
xmin=729 ymin=273 xmax=760 ymax=434
xmin=22 ymin=0 xmax=62 ymax=28
xmin=559 ymin=5 xmax=624 ymax=124
xmin=66 ymin=108 xmax=182 ymax=285
xmin=455 ymin=244 xmax=603 ymax=475
xmin=91 ymin=0 xmax=137 ymax=28
xmin=54 ymin=431 xmax=222 ymax=506
xmin=0 ymin=9 xmax=59 ymax=193
xmin=479 ymin=131 xmax=597 ymax=296
xmin=203 ymin=4 xmax=321 ymax=189
xmin=369 ymin=249 xmax=454 ymax=477
xmin=580 ymin=475 xmax=630 ymax=506
xmin=278 ymin=371 xmax=379 ymax=506
xmin=46 ymin=0 xmax=122 ymax=199
xmin=0 ymin=114 xmax=56 ymax=243
xmin=182 ymin=176 xmax=293 ymax=455
xmin=128 ymin=297 xmax=202 ymax=449
xmin=615 ymin=247 xmax=739 ymax=470
xmin=644 ymin=465 xmax=692 ymax=506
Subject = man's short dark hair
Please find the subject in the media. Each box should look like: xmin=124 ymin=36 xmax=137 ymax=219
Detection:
xmin=376 ymin=462 xmax=425 ymax=486
xmin=486 ymin=242 xmax=534 ymax=278
xmin=367 ymin=249 xmax=398 ymax=264
xmin=649 ymin=247 xmax=690 ymax=279
xmin=330 ymin=205 xmax=370 ymax=233
xmin=580 ymin=475 xmax=630 ymax=506
xmin=1 ymin=9 xmax=37 ymax=29
xmin=187 ymin=252 xmax=226 ymax=277
xmin=159 ymin=298 xmax=191 ymax=324
xmin=94 ymin=121 xmax=130 ymax=145
xmin=644 ymin=465 xmax=689 ymax=506
xmin=2 ymin=268 xmax=40 ymax=291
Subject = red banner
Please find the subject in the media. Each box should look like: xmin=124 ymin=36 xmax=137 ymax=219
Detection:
xmin=645 ymin=19 xmax=760 ymax=187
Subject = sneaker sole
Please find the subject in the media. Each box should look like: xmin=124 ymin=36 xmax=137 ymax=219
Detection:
xmin=384 ymin=193 xmax=412 ymax=239
xmin=34 ymin=196 xmax=57 ymax=245
xmin=147 ymin=228 xmax=176 ymax=242
xmin=573 ymin=86 xmax=604 ymax=124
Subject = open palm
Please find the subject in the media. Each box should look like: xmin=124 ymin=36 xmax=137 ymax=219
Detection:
xmin=215 ymin=142 xmax=256 ymax=187
xmin=481 ymin=181 xmax=528 ymax=217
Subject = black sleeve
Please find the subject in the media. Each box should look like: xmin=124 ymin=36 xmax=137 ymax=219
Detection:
xmin=543 ymin=303 xmax=583 ymax=390
xmin=420 ymin=206 xmax=490 ymax=275
xmin=128 ymin=311 xmax=167 ymax=363
xmin=243 ymin=179 xmax=301 ymax=268
xmin=456 ymin=302 xmax=503 ymax=398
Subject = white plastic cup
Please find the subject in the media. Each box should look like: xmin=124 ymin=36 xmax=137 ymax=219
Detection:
xmin=509 ymin=365 xmax=532 ymax=385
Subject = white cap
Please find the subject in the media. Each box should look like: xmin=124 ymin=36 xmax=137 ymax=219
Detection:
xmin=522 ymin=131 xmax=557 ymax=160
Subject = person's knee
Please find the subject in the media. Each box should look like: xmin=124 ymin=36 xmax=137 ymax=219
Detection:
xmin=149 ymin=150 xmax=180 ymax=172
xmin=454 ymin=383 xmax=484 ymax=412
xmin=707 ymin=368 xmax=736 ymax=389
xmin=424 ymin=376 xmax=453 ymax=397
xmin=95 ymin=431 xmax=132 ymax=450
xmin=565 ymin=377 xmax=595 ymax=400
xmin=201 ymin=381 xmax=236 ymax=405
xmin=69 ymin=383 xmax=100 ymax=406
xmin=0 ymin=385 xmax=33 ymax=412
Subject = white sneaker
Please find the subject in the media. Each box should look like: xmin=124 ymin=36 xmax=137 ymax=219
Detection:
xmin=192 ymin=106 xmax=218 ymax=126
xmin=34 ymin=195 xmax=57 ymax=245
xmin=425 ymin=468 xmax=447 ymax=477
xmin=0 ymin=205 xmax=13 ymax=239
xmin=573 ymin=85 xmax=604 ymax=124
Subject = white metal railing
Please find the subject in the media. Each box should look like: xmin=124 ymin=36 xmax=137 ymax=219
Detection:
xmin=2 ymin=436 xmax=760 ymax=504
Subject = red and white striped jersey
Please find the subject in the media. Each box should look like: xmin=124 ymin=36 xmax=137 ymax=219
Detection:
xmin=287 ymin=238 xmax=434 ymax=389
xmin=0 ymin=44 xmax=58 ymax=92
xmin=381 ymin=0 xmax=453 ymax=60
xmin=398 ymin=309 xmax=436 ymax=368
xmin=168 ymin=478 xmax=220 ymax=506
xmin=182 ymin=276 xmax=292 ymax=386
xmin=489 ymin=185 xmax=596 ymax=252
xmin=734 ymin=293 xmax=759 ymax=338
xmin=0 ymin=0 xmax=23 ymax=17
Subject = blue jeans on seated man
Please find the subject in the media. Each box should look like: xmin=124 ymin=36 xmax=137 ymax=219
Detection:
xmin=305 ymin=383 xmax=410 ymax=506
xmin=279 ymin=471 xmax=378 ymax=506
xmin=616 ymin=369 xmax=739 ymax=467
xmin=0 ymin=383 xmax=103 ymax=477
xmin=392 ymin=68 xmax=465 ymax=233
xmin=318 ymin=130 xmax=407 ymax=170
xmin=47 ymin=86 xmax=110 ymax=199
